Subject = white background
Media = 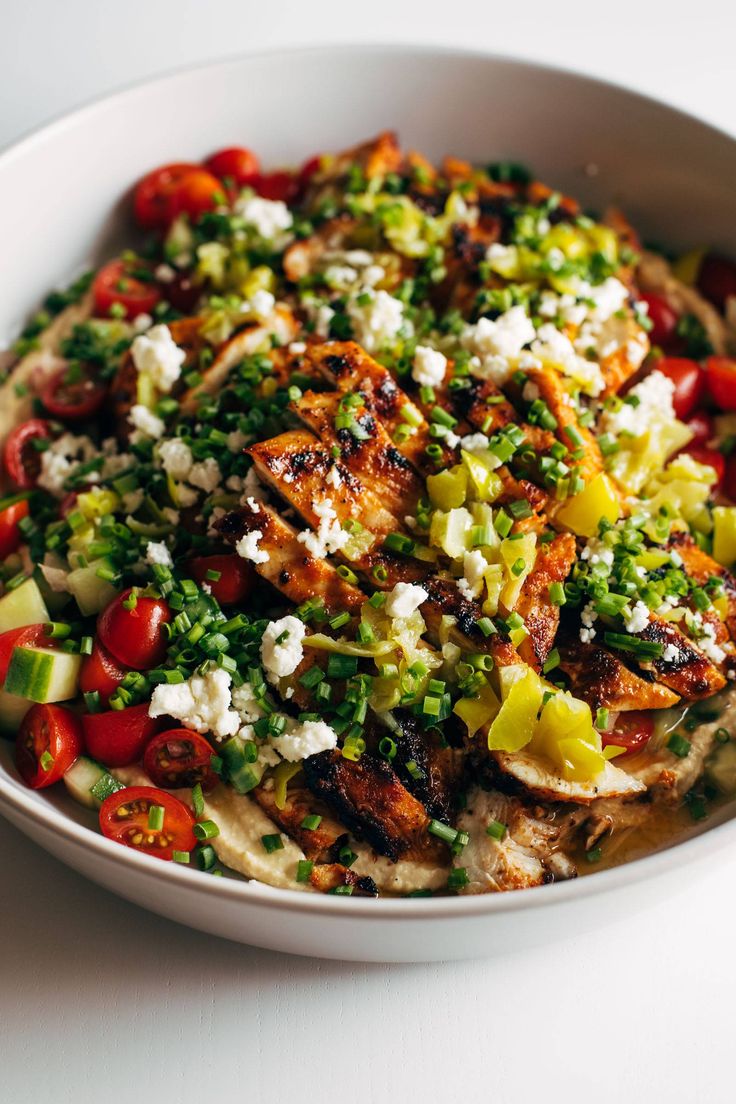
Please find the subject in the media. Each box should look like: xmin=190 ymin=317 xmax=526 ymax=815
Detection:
xmin=2 ymin=3 xmax=735 ymax=1102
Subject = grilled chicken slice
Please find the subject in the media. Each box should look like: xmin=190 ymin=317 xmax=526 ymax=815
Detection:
xmin=420 ymin=575 xmax=522 ymax=668
xmin=525 ymin=365 xmax=603 ymax=483
xmin=448 ymin=373 xmax=555 ymax=455
xmin=456 ymin=788 xmax=576 ymax=893
xmin=253 ymin=784 xmax=347 ymax=860
xmin=637 ymin=618 xmax=727 ymax=700
xmin=215 ymin=500 xmax=366 ymax=616
xmin=668 ymin=530 xmax=736 ymax=640
xmin=302 ymin=750 xmax=446 ymax=863
xmin=392 ymin=712 xmax=463 ymax=823
xmin=308 ymin=863 xmax=378 ymax=897
xmin=515 ymin=533 xmax=576 ymax=670
xmin=283 ymin=215 xmax=358 ymax=282
xmin=491 ymin=749 xmax=646 ymax=804
xmin=290 ymin=389 xmax=423 ymax=516
xmin=248 ymin=428 xmax=400 ymax=548
xmin=597 ymin=314 xmax=650 ymax=396
xmin=558 ymin=640 xmax=680 ymax=712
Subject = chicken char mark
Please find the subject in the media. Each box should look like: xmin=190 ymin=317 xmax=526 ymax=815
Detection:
xmin=302 ymin=750 xmax=446 ymax=863
xmin=392 ymin=711 xmax=462 ymax=822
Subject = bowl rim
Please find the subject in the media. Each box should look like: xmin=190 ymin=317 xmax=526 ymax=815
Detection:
xmin=1 ymin=40 xmax=735 ymax=921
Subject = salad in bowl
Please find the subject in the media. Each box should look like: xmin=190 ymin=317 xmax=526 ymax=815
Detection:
xmin=4 ymin=130 xmax=736 ymax=898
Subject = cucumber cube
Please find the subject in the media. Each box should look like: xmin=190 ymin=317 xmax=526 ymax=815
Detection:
xmin=0 ymin=578 xmax=49 ymax=633
xmin=5 ymin=646 xmax=82 ymax=703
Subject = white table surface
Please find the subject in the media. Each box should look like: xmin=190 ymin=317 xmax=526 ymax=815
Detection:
xmin=2 ymin=3 xmax=735 ymax=1101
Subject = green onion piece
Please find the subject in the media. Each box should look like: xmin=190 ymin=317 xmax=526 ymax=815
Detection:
xmin=193 ymin=819 xmax=220 ymax=841
xmin=447 ymin=868 xmax=469 ymax=889
xmin=301 ymin=814 xmax=323 ymax=831
xmin=172 ymin=850 xmax=190 ymax=864
xmin=378 ymin=736 xmax=397 ymax=760
xmin=542 ymin=648 xmax=560 ymax=674
xmin=43 ymin=621 xmax=71 ymax=640
xmin=586 ymin=847 xmax=603 ymax=863
xmin=261 ymin=833 xmax=284 ymax=853
xmin=191 ymin=783 xmax=204 ymax=819
xmin=327 ymin=654 xmax=358 ymax=679
xmin=716 ymin=727 xmax=731 ymax=744
xmin=476 ymin=617 xmax=496 ymax=638
xmin=428 ymin=819 xmax=459 ymax=845
xmin=147 ymin=805 xmax=165 ymax=832
xmin=667 ymin=732 xmax=691 ymax=758
xmin=39 ymin=750 xmax=55 ymax=773
xmin=548 ymin=581 xmax=566 ymax=606
xmin=486 ymin=820 xmax=507 ymax=841
xmin=595 ymin=707 xmax=610 ymax=731
xmin=196 ymin=845 xmax=217 ymax=871
xmin=329 ymin=885 xmax=354 ymax=895
xmin=296 ymin=860 xmax=314 ymax=883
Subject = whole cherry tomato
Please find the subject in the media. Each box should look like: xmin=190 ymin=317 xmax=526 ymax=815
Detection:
xmin=93 ymin=259 xmax=161 ymax=320
xmin=99 ymin=786 xmax=196 ymax=860
xmin=41 ymin=364 xmax=107 ymax=421
xmin=706 ymin=356 xmax=736 ymax=412
xmin=205 ymin=146 xmax=260 ymax=188
xmin=0 ymin=624 xmax=52 ymax=683
xmin=654 ymin=358 xmax=706 ymax=419
xmin=189 ymin=554 xmax=254 ymax=606
xmin=250 ymin=170 xmax=299 ymax=203
xmin=0 ymin=498 xmax=30 ymax=560
xmin=79 ymin=640 xmax=129 ymax=707
xmin=82 ymin=702 xmax=162 ymax=768
xmin=683 ymin=410 xmax=714 ymax=445
xmin=3 ymin=419 xmax=51 ymax=489
xmin=639 ymin=292 xmax=678 ymax=348
xmin=97 ymin=589 xmax=171 ymax=670
xmin=169 ymin=169 xmax=224 ymax=223
xmin=15 ymin=703 xmax=83 ymax=789
xmin=602 ymin=710 xmax=654 ymax=758
xmin=143 ymin=728 xmax=219 ymax=791
xmin=133 ymin=162 xmax=200 ymax=229
xmin=697 ymin=253 xmax=736 ymax=312
xmin=682 ymin=444 xmax=725 ymax=485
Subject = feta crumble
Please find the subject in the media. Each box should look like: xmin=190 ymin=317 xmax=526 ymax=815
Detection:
xmin=277 ymin=719 xmax=338 ymax=762
xmin=384 ymin=582 xmax=427 ymax=618
xmin=131 ymin=324 xmax=185 ymax=393
xmin=260 ymin=615 xmax=306 ymax=683
xmin=158 ymin=438 xmax=193 ymax=480
xmin=148 ymin=668 xmax=239 ymax=739
xmin=145 ymin=541 xmax=172 ymax=567
xmin=624 ymin=601 xmax=651 ymax=634
xmin=235 ymin=529 xmax=269 ymax=565
xmin=188 ymin=457 xmax=222 ymax=493
xmin=296 ymin=498 xmax=350 ymax=559
xmin=463 ymin=306 xmax=535 ymax=384
xmin=412 ymin=345 xmax=448 ymax=388
xmin=235 ymin=194 xmax=293 ymax=243
xmin=129 ymin=404 xmax=165 ymax=440
xmin=347 ymin=289 xmax=406 ymax=353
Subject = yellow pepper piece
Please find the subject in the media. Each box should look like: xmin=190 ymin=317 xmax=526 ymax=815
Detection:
xmin=713 ymin=506 xmax=736 ymax=567
xmin=429 ymin=507 xmax=473 ymax=560
xmin=454 ymin=678 xmax=500 ymax=738
xmin=487 ymin=667 xmax=545 ymax=753
xmin=242 ymin=264 xmax=276 ymax=299
xmin=531 ymin=693 xmax=606 ymax=782
xmin=272 ymin=761 xmax=303 ymax=810
xmin=461 ymin=451 xmax=503 ymax=503
xmin=77 ymin=488 xmax=121 ymax=520
xmin=482 ymin=564 xmax=504 ymax=616
xmin=556 ymin=737 xmax=607 ymax=782
xmin=427 ymin=466 xmax=468 ymax=510
xmin=556 ymin=472 xmax=621 ymax=539
xmin=136 ymin=370 xmax=157 ymax=408
xmin=499 ymin=532 xmax=537 ymax=611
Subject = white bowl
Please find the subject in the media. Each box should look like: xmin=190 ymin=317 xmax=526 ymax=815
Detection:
xmin=2 ymin=45 xmax=736 ymax=962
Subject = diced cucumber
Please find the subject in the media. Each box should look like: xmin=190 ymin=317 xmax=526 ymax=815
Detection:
xmin=5 ymin=645 xmax=82 ymax=703
xmin=63 ymin=755 xmax=124 ymax=809
xmin=0 ymin=578 xmax=49 ymax=633
xmin=32 ymin=565 xmax=71 ymax=617
xmin=0 ymin=687 xmax=32 ymax=737
xmin=66 ymin=560 xmax=118 ymax=616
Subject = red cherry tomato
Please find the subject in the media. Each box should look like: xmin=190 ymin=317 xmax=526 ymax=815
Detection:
xmin=0 ymin=498 xmax=30 ymax=559
xmin=163 ymin=273 xmax=201 ymax=313
xmin=93 ymin=259 xmax=161 ymax=320
xmin=204 ymin=146 xmax=260 ymax=187
xmin=133 ymin=162 xmax=200 ymax=229
xmin=143 ymin=728 xmax=219 ymax=791
xmin=15 ymin=704 xmax=83 ymax=789
xmin=97 ymin=589 xmax=171 ymax=670
xmin=602 ymin=710 xmax=654 ymax=758
xmin=99 ymin=786 xmax=196 ymax=860
xmin=682 ymin=444 xmax=725 ymax=485
xmin=251 ymin=170 xmax=299 ymax=203
xmin=683 ymin=410 xmax=714 ymax=445
xmin=654 ymin=357 xmax=706 ymax=419
xmin=697 ymin=253 xmax=736 ymax=312
xmin=41 ymin=364 xmax=107 ymax=421
xmin=82 ymin=702 xmax=162 ymax=768
xmin=79 ymin=640 xmax=129 ymax=707
xmin=639 ymin=292 xmax=678 ymax=347
xmin=0 ymin=624 xmax=52 ymax=683
xmin=3 ymin=419 xmax=52 ymax=489
xmin=169 ymin=169 xmax=223 ymax=223
xmin=189 ymin=554 xmax=254 ymax=606
xmin=723 ymin=454 xmax=736 ymax=503
xmin=706 ymin=356 xmax=736 ymax=412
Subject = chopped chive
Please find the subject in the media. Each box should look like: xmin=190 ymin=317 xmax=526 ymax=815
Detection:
xmin=193 ymin=819 xmax=220 ymax=841
xmin=147 ymin=805 xmax=165 ymax=832
xmin=191 ymin=783 xmax=204 ymax=819
xmin=300 ymin=814 xmax=322 ymax=831
xmin=172 ymin=850 xmax=190 ymax=864
xmin=261 ymin=833 xmax=284 ymax=853
xmin=548 ymin=581 xmax=566 ymax=606
xmin=667 ymin=733 xmax=691 ymax=758
xmin=586 ymin=847 xmax=603 ymax=863
xmin=447 ymin=868 xmax=469 ymax=889
xmin=486 ymin=820 xmax=507 ymax=841
xmin=296 ymin=860 xmax=314 ymax=883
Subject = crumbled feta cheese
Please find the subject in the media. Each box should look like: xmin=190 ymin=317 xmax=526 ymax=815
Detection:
xmin=384 ymin=582 xmax=427 ymax=618
xmin=522 ymin=381 xmax=540 ymax=403
xmin=235 ymin=529 xmax=269 ymax=565
xmin=129 ymin=404 xmax=165 ymax=440
xmin=326 ymin=466 xmax=342 ymax=489
xmin=121 ymin=489 xmax=144 ymax=515
xmin=580 ymin=537 xmax=615 ymax=569
xmin=132 ymin=313 xmax=153 ymax=333
xmin=226 ymin=429 xmax=248 ymax=454
xmin=289 ymin=341 xmax=307 ymax=355
xmin=155 ymin=263 xmax=176 ymax=283
xmin=463 ymin=306 xmax=535 ymax=384
xmin=145 ymin=541 xmax=172 ymax=567
xmin=296 ymin=497 xmax=350 ymax=559
xmin=457 ymin=550 xmax=489 ymax=600
xmin=324 ymin=264 xmax=359 ymax=289
xmin=601 ymin=370 xmax=675 ymax=437
xmin=188 ymin=457 xmax=222 ymax=493
xmin=158 ymin=438 xmax=193 ymax=480
xmin=347 ymin=289 xmax=407 ymax=352
xmin=699 ymin=621 xmax=727 ymax=664
xmin=241 ymin=467 xmax=266 ymax=503
xmin=459 ymin=433 xmax=492 ymax=454
xmin=231 ymin=682 xmax=265 ymax=725
xmin=662 ymin=643 xmax=680 ymax=663
xmin=276 ymin=719 xmax=338 ymax=762
xmin=247 ymin=289 xmax=276 ymax=319
xmin=531 ymin=323 xmax=605 ymax=397
xmin=235 ymin=194 xmax=293 ymax=242
xmin=260 ymin=615 xmax=306 ymax=683
xmin=37 ymin=433 xmax=97 ymax=497
xmin=131 ymin=324 xmax=185 ymax=393
xmin=148 ymin=668 xmax=239 ymax=739
xmin=312 ymin=303 xmax=335 ymax=337
xmin=226 ymin=474 xmax=244 ymax=492
xmin=412 ymin=345 xmax=447 ymax=388
xmin=624 ymin=600 xmax=650 ymax=634
xmin=579 ymin=601 xmax=598 ymax=642
xmin=362 ymin=264 xmax=385 ymax=287
xmin=176 ymin=484 xmax=199 ymax=508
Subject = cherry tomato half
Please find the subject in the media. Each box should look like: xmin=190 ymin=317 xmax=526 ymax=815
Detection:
xmin=697 ymin=253 xmax=736 ymax=312
xmin=250 ymin=170 xmax=299 ymax=203
xmin=682 ymin=444 xmax=725 ymax=486
xmin=93 ymin=259 xmax=161 ymax=320
xmin=163 ymin=273 xmax=201 ymax=313
xmin=683 ymin=410 xmax=714 ymax=446
xmin=706 ymin=356 xmax=736 ymax=412
xmin=79 ymin=640 xmax=129 ymax=707
xmin=169 ymin=169 xmax=223 ymax=223
xmin=205 ymin=146 xmax=260 ymax=187
xmin=15 ymin=703 xmax=83 ymax=789
xmin=41 ymin=364 xmax=107 ymax=421
xmin=654 ymin=358 xmax=706 ymax=419
xmin=602 ymin=710 xmax=654 ymax=758
xmin=97 ymin=589 xmax=171 ymax=670
xmin=143 ymin=728 xmax=219 ymax=791
xmin=0 ymin=624 xmax=52 ymax=683
xmin=99 ymin=786 xmax=196 ymax=860
xmin=82 ymin=702 xmax=162 ymax=768
xmin=189 ymin=554 xmax=254 ymax=606
xmin=3 ymin=419 xmax=51 ymax=489
xmin=133 ymin=162 xmax=200 ymax=229
xmin=639 ymin=292 xmax=678 ymax=348
xmin=0 ymin=498 xmax=30 ymax=560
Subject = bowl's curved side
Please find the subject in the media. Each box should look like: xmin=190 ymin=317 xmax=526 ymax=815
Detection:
xmin=1 ymin=44 xmax=736 ymax=959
